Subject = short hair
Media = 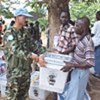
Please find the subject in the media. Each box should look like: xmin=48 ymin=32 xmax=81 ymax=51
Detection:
xmin=77 ymin=16 xmax=91 ymax=35
xmin=35 ymin=21 xmax=39 ymax=25
xmin=2 ymin=20 xmax=5 ymax=24
xmin=10 ymin=20 xmax=15 ymax=26
xmin=96 ymin=11 xmax=100 ymax=20
xmin=77 ymin=16 xmax=90 ymax=27
xmin=96 ymin=11 xmax=100 ymax=15
xmin=30 ymin=23 xmax=33 ymax=26
xmin=81 ymin=16 xmax=90 ymax=27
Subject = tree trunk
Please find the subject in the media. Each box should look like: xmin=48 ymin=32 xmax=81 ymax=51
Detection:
xmin=48 ymin=0 xmax=70 ymax=49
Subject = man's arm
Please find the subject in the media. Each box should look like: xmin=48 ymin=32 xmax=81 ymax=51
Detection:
xmin=59 ymin=45 xmax=76 ymax=54
xmin=61 ymin=59 xmax=94 ymax=72
xmin=61 ymin=38 xmax=95 ymax=72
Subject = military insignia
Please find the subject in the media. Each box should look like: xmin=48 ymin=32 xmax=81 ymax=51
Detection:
xmin=33 ymin=88 xmax=38 ymax=97
xmin=48 ymin=72 xmax=57 ymax=86
xmin=7 ymin=35 xmax=14 ymax=41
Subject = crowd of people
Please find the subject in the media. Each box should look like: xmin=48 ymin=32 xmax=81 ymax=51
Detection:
xmin=0 ymin=7 xmax=100 ymax=100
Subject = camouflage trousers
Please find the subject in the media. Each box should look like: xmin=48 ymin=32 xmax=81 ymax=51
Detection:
xmin=6 ymin=67 xmax=30 ymax=100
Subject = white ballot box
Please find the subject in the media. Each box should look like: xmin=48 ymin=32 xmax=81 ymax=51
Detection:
xmin=0 ymin=60 xmax=6 ymax=76
xmin=0 ymin=60 xmax=7 ymax=97
xmin=29 ymin=71 xmax=50 ymax=100
xmin=0 ymin=50 xmax=4 ymax=59
xmin=44 ymin=52 xmax=72 ymax=65
xmin=39 ymin=53 xmax=72 ymax=93
xmin=0 ymin=74 xmax=7 ymax=97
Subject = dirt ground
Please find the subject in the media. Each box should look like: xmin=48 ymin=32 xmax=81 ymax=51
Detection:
xmin=0 ymin=93 xmax=54 ymax=100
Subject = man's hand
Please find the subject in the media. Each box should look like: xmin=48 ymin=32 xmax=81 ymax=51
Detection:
xmin=31 ymin=53 xmax=39 ymax=62
xmin=61 ymin=61 xmax=73 ymax=72
xmin=38 ymin=55 xmax=46 ymax=67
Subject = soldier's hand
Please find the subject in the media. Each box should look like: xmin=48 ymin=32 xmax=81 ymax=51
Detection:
xmin=38 ymin=54 xmax=46 ymax=67
xmin=31 ymin=53 xmax=39 ymax=62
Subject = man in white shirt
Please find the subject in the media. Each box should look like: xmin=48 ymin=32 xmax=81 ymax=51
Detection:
xmin=91 ymin=11 xmax=100 ymax=75
xmin=92 ymin=11 xmax=100 ymax=47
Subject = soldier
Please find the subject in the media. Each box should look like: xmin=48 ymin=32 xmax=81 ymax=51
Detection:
xmin=3 ymin=8 xmax=45 ymax=100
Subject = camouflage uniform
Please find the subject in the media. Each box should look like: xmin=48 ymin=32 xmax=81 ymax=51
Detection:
xmin=3 ymin=27 xmax=45 ymax=100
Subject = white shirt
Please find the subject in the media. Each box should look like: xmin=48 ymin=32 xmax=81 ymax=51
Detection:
xmin=92 ymin=21 xmax=100 ymax=47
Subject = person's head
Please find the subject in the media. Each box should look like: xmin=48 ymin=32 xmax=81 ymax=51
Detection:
xmin=35 ymin=21 xmax=39 ymax=26
xmin=60 ymin=11 xmax=69 ymax=25
xmin=14 ymin=8 xmax=32 ymax=27
xmin=10 ymin=20 xmax=15 ymax=26
xmin=81 ymin=16 xmax=90 ymax=32
xmin=96 ymin=11 xmax=100 ymax=21
xmin=74 ymin=16 xmax=90 ymax=35
xmin=2 ymin=20 xmax=5 ymax=24
xmin=30 ymin=23 xmax=33 ymax=27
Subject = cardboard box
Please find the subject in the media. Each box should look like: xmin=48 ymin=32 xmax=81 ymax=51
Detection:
xmin=29 ymin=71 xmax=50 ymax=100
xmin=39 ymin=53 xmax=71 ymax=93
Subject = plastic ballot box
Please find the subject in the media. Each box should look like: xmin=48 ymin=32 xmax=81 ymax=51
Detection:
xmin=0 ymin=59 xmax=7 ymax=97
xmin=0 ymin=74 xmax=7 ymax=97
xmin=39 ymin=53 xmax=72 ymax=93
xmin=29 ymin=71 xmax=50 ymax=100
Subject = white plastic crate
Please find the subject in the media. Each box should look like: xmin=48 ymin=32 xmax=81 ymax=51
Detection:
xmin=39 ymin=53 xmax=71 ymax=93
xmin=29 ymin=71 xmax=50 ymax=100
xmin=39 ymin=67 xmax=68 ymax=93
xmin=29 ymin=85 xmax=50 ymax=100
xmin=44 ymin=52 xmax=72 ymax=65
xmin=0 ymin=50 xmax=4 ymax=59
xmin=0 ymin=75 xmax=7 ymax=97
xmin=0 ymin=60 xmax=6 ymax=76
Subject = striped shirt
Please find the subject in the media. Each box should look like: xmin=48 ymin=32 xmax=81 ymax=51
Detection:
xmin=72 ymin=34 xmax=95 ymax=66
xmin=56 ymin=25 xmax=77 ymax=53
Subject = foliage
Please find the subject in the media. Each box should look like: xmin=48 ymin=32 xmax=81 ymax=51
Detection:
xmin=26 ymin=0 xmax=48 ymax=30
xmin=27 ymin=0 xmax=47 ymax=18
xmin=38 ymin=17 xmax=48 ymax=31
xmin=0 ymin=0 xmax=14 ymax=18
xmin=0 ymin=7 xmax=13 ymax=18
xmin=70 ymin=2 xmax=100 ymax=25
xmin=72 ymin=0 xmax=100 ymax=3
xmin=1 ymin=0 xmax=100 ymax=27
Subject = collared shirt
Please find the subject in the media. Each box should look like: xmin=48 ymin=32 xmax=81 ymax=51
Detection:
xmin=72 ymin=34 xmax=95 ymax=67
xmin=91 ymin=21 xmax=100 ymax=47
xmin=56 ymin=24 xmax=77 ymax=53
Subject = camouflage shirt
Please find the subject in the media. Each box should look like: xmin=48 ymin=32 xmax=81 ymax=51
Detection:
xmin=3 ymin=27 xmax=46 ymax=77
